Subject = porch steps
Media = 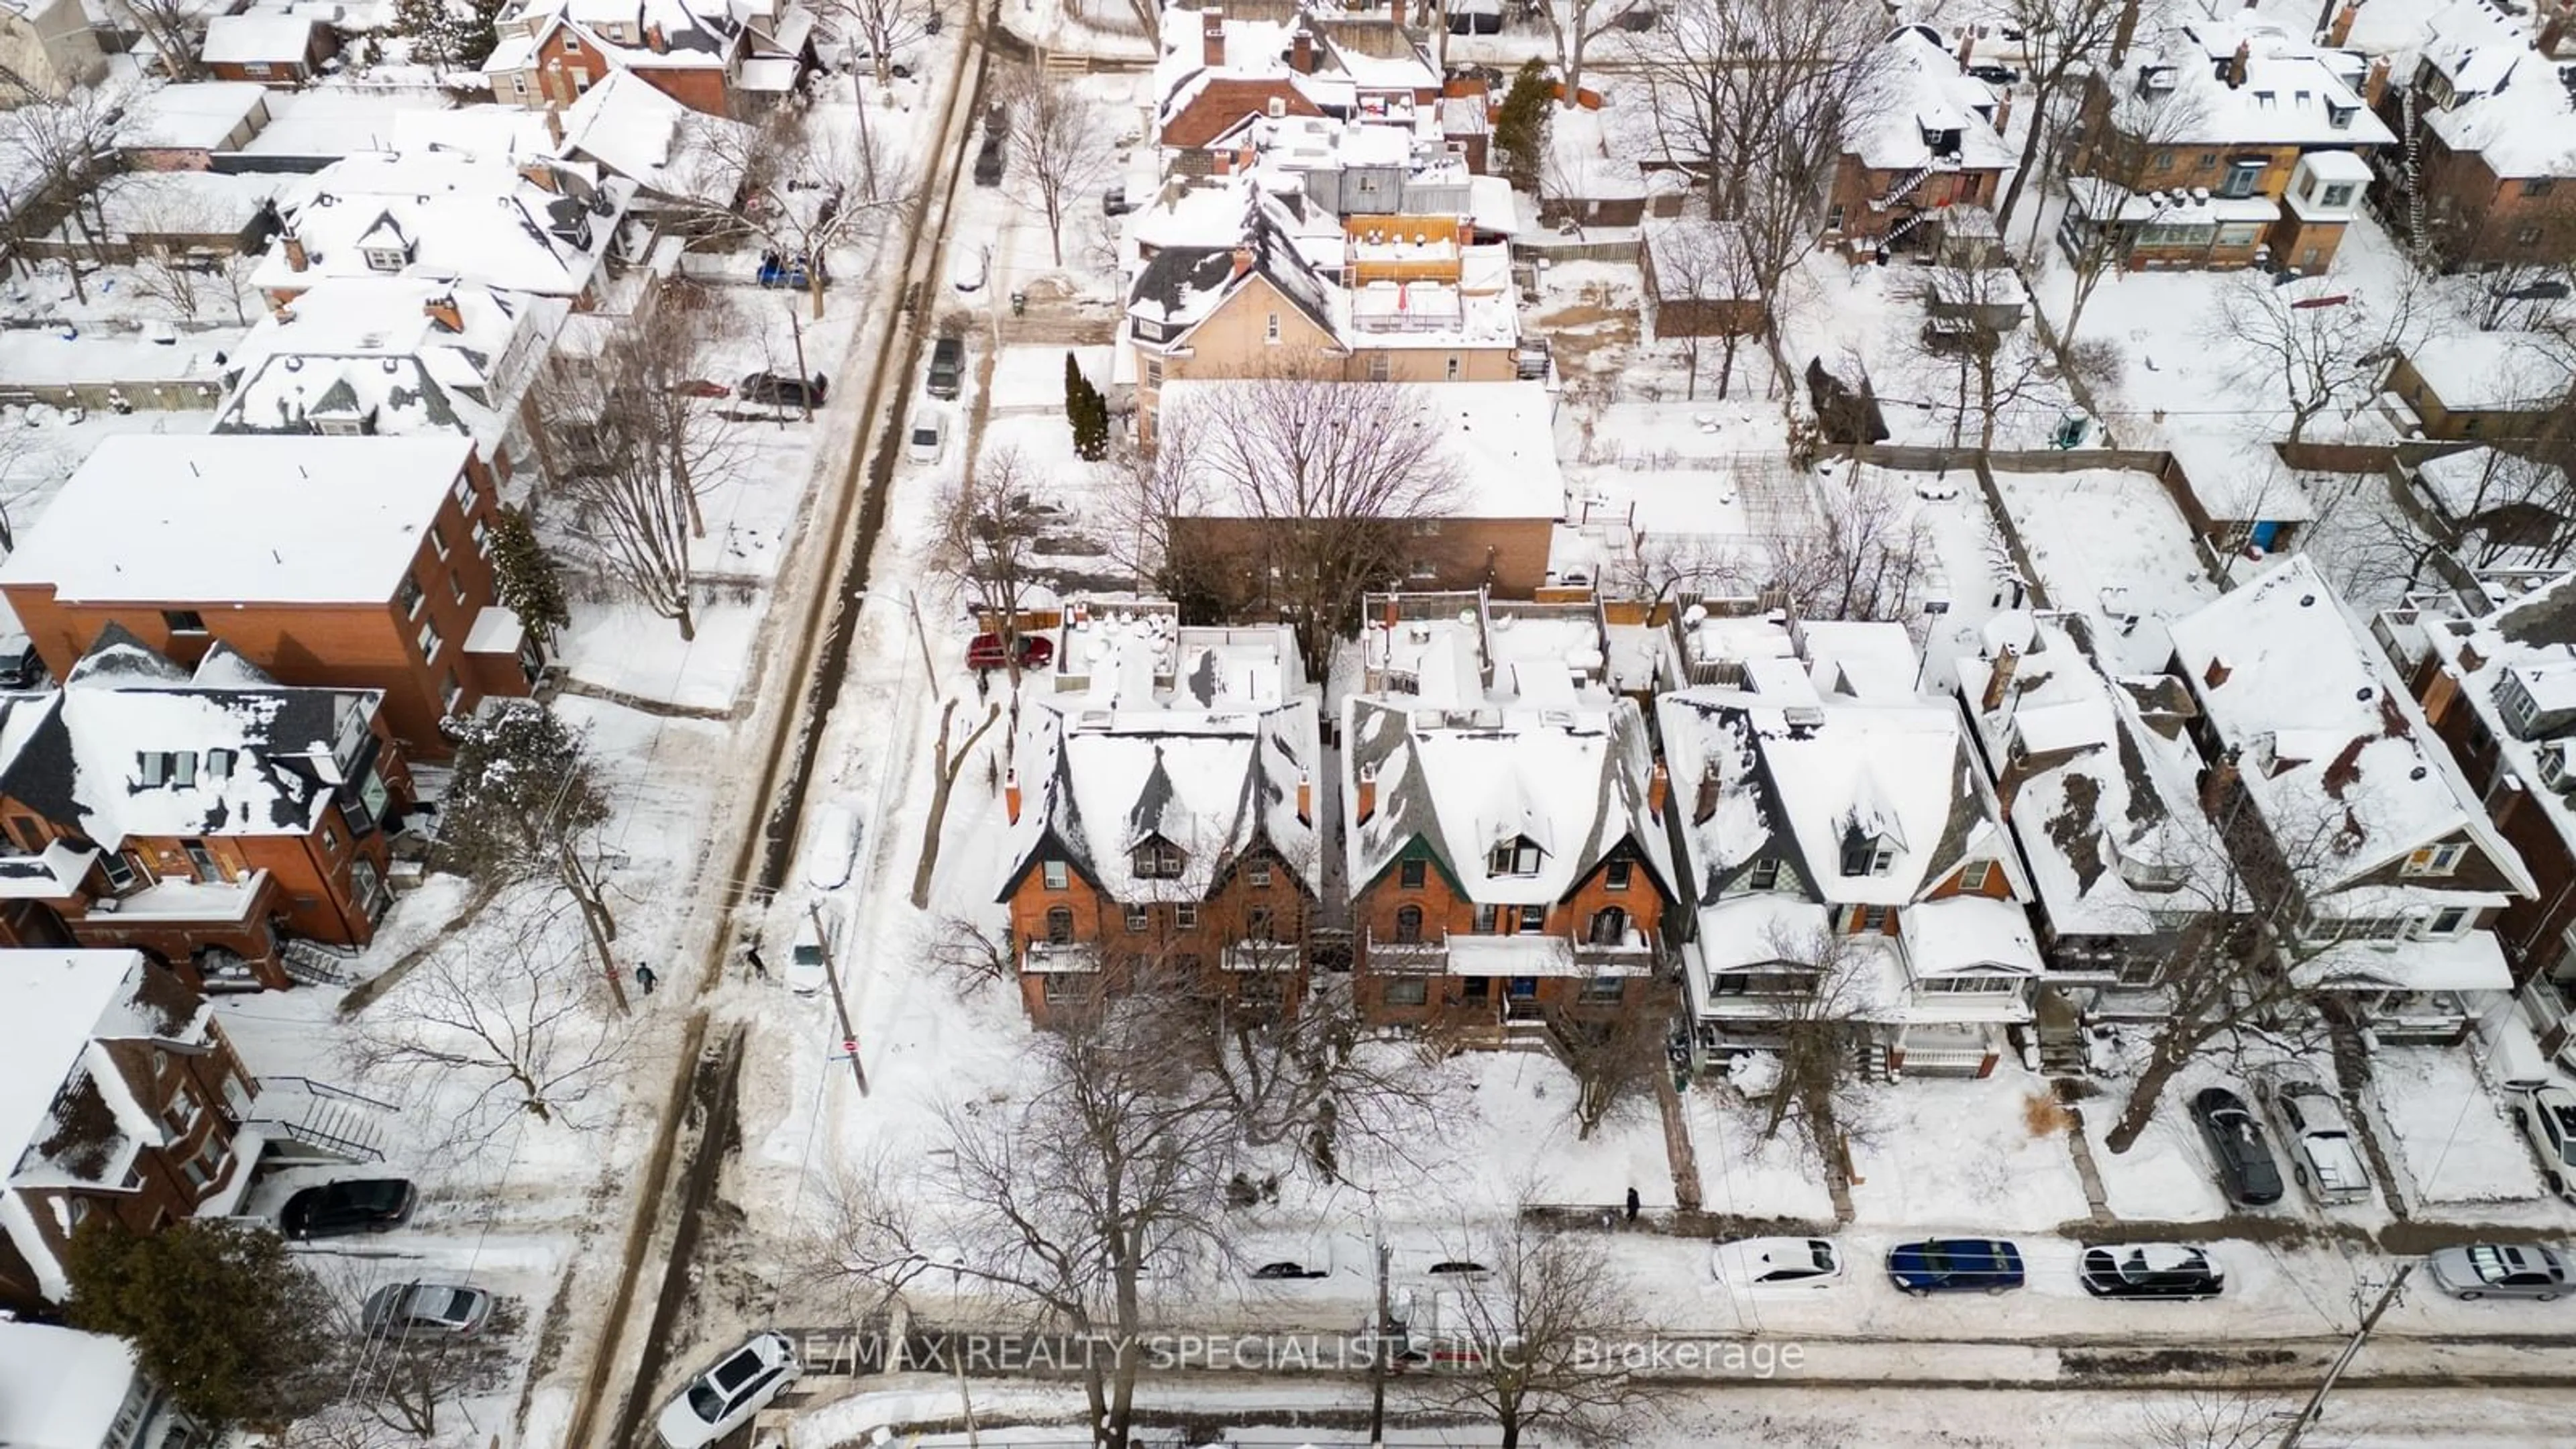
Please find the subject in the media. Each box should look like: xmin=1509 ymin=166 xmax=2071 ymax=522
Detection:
xmin=280 ymin=938 xmax=360 ymax=988
xmin=249 ymin=1077 xmax=393 ymax=1165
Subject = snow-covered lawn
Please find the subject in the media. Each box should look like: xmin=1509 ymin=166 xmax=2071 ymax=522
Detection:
xmin=1990 ymin=466 xmax=2220 ymax=673
xmin=1684 ymin=1087 xmax=1839 ymax=1223
xmin=1778 ymin=249 xmax=2079 ymax=450
xmin=1844 ymin=1067 xmax=2093 ymax=1231
xmin=2075 ymin=1078 xmax=2236 ymax=1224
xmin=2369 ymin=1046 xmax=2546 ymax=1208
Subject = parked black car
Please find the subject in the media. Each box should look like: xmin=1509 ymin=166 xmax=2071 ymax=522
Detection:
xmin=282 ymin=1179 xmax=418 ymax=1240
xmin=0 ymin=634 xmax=45 ymax=690
xmin=926 ymin=336 xmax=964 ymax=399
xmin=2080 ymin=1243 xmax=2226 ymax=1300
xmin=739 ymin=372 xmax=828 ymax=409
xmin=1966 ymin=63 xmax=2022 ymax=85
xmin=2191 ymin=1086 xmax=2286 ymax=1208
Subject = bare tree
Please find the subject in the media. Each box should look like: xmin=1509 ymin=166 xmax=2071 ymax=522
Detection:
xmin=1159 ymin=370 xmax=1465 ymax=677
xmin=2056 ymin=90 xmax=2212 ymax=344
xmin=116 ymin=0 xmax=208 ymax=79
xmin=1909 ymin=262 xmax=2057 ymax=449
xmin=1092 ymin=428 xmax=1236 ymax=612
xmin=823 ymin=999 xmax=1243 ymax=1449
xmin=813 ymin=0 xmax=933 ymax=90
xmin=117 ymin=186 xmax=265 ymax=324
xmin=1002 ymin=66 xmax=1114 ymax=269
xmin=672 ymin=108 xmax=913 ymax=317
xmin=1644 ymin=215 xmax=1756 ymax=400
xmin=932 ymin=445 xmax=1050 ymax=688
xmin=436 ymin=702 xmax=631 ymax=1011
xmin=345 ymin=898 xmax=629 ymax=1153
xmin=1747 ymin=922 xmax=1877 ymax=1181
xmin=1540 ymin=0 xmax=1647 ymax=106
xmin=1766 ymin=466 xmax=1935 ymax=621
xmin=910 ymin=698 xmax=1002 ymax=908
xmin=2212 ymin=275 xmax=2422 ymax=447
xmin=326 ymin=1280 xmax=527 ymax=1438
xmin=1549 ymin=1005 xmax=1668 ymax=1142
xmin=1 ymin=83 xmax=134 ymax=303
xmin=2123 ymin=1384 xmax=2309 ymax=1449
xmin=920 ymin=911 xmax=1016 ymax=996
xmin=1992 ymin=0 xmax=2133 ymax=230
xmin=1411 ymin=1218 xmax=1656 ymax=1449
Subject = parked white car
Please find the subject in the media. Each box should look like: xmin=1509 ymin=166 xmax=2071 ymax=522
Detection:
xmin=655 ymin=1331 xmax=799 ymax=1448
xmin=803 ymin=800 xmax=861 ymax=892
xmin=2510 ymin=1083 xmax=2576 ymax=1201
xmin=1711 ymin=1237 xmax=1844 ymax=1290
xmin=906 ymin=410 xmax=947 ymax=464
xmin=2254 ymin=1064 xmax=2373 ymax=1205
xmin=786 ymin=904 xmax=833 ymax=998
xmin=948 ymin=235 xmax=989 ymax=294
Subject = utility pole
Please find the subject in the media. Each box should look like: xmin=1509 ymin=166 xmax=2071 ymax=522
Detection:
xmin=2278 ymin=1261 xmax=2412 ymax=1449
xmin=810 ymin=899 xmax=869 ymax=1095
xmin=1368 ymin=1235 xmax=1391 ymax=1449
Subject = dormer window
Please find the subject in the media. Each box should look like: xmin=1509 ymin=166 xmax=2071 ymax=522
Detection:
xmin=1839 ymin=836 xmax=1895 ymax=877
xmin=2328 ymin=103 xmax=2355 ymax=129
xmin=364 ymin=246 xmax=405 ymax=272
xmin=1748 ymin=857 xmax=1781 ymax=891
xmin=1488 ymin=837 xmax=1542 ymax=876
xmin=2403 ymin=843 xmax=2467 ymax=877
xmin=1133 ymin=838 xmax=1187 ymax=879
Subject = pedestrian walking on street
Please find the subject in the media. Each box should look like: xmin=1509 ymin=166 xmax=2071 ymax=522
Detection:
xmin=1624 ymin=1187 xmax=1641 ymax=1224
xmin=636 ymin=963 xmax=657 ymax=995
xmin=747 ymin=945 xmax=767 ymax=980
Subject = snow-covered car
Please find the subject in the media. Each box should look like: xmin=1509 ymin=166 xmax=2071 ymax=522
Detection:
xmin=361 ymin=1281 xmax=494 ymax=1338
xmin=1886 ymin=1239 xmax=2023 ymax=1296
xmin=2078 ymin=1243 xmax=2224 ymax=1300
xmin=965 ymin=632 xmax=1053 ymax=672
xmin=2424 ymin=1243 xmax=2570 ymax=1301
xmin=2509 ymin=1083 xmax=2576 ymax=1201
xmin=1711 ymin=1237 xmax=1843 ymax=1290
xmin=803 ymin=801 xmax=861 ymax=892
xmin=906 ymin=411 xmax=946 ymax=464
xmin=786 ymin=906 xmax=832 ymax=998
xmin=654 ymin=1331 xmax=800 ymax=1449
xmin=948 ymin=236 xmax=989 ymax=294
xmin=2253 ymin=1065 xmax=2373 ymax=1205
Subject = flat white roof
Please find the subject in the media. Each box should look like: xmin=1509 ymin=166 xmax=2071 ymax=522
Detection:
xmin=0 ymin=1322 xmax=141 ymax=1449
xmin=0 ymin=951 xmax=142 ymax=1206
xmin=0 ymin=435 xmax=471 ymax=606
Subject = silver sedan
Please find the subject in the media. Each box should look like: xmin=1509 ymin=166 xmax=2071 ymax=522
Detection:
xmin=2424 ymin=1244 xmax=2570 ymax=1301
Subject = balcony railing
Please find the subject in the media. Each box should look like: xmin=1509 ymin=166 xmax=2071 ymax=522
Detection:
xmin=1022 ymin=938 xmax=1102 ymax=973
xmin=1365 ymin=932 xmax=1448 ymax=971
xmin=1223 ymin=940 xmax=1303 ymax=974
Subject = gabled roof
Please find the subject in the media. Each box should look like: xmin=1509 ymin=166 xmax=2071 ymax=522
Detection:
xmin=1128 ymin=186 xmax=1340 ymax=340
xmin=2114 ymin=17 xmax=2396 ymax=148
xmin=214 ymin=276 xmax=557 ymax=453
xmin=1845 ymin=26 xmax=2016 ymax=172
xmin=2412 ymin=1 xmax=2576 ymax=177
xmin=0 ymin=630 xmax=385 ymax=849
xmin=200 ymin=12 xmax=321 ymax=64
xmin=250 ymin=150 xmax=631 ymax=299
xmin=488 ymin=0 xmax=747 ymax=76
xmin=2168 ymin=553 xmax=2533 ymax=895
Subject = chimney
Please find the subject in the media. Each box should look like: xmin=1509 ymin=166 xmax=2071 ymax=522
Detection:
xmin=2541 ymin=7 xmax=2571 ymax=56
xmin=1292 ymin=25 xmax=1315 ymax=74
xmin=1203 ymin=9 xmax=1225 ymax=68
xmin=644 ymin=22 xmax=667 ymax=52
xmin=2199 ymin=746 xmax=2242 ymax=817
xmin=282 ymin=231 xmax=307 ymax=272
xmin=1991 ymin=88 xmax=2012 ymax=137
xmin=1981 ymin=643 xmax=2021 ymax=713
xmin=1649 ymin=761 xmax=1669 ymax=820
xmin=1296 ymin=771 xmax=1312 ymax=826
xmin=423 ymin=292 xmax=463 ymax=333
xmin=2227 ymin=39 xmax=2249 ymax=89
xmin=1693 ymin=761 xmax=1721 ymax=826
xmin=1957 ymin=28 xmax=1976 ymax=70
xmin=541 ymin=106 xmax=564 ymax=147
xmin=2328 ymin=0 xmax=2363 ymax=47
xmin=2203 ymin=654 xmax=2233 ymax=690
xmin=1230 ymin=244 xmax=1255 ymax=279
xmin=1356 ymin=765 xmax=1377 ymax=825
xmin=2363 ymin=54 xmax=2390 ymax=107
xmin=1005 ymin=769 xmax=1022 ymax=824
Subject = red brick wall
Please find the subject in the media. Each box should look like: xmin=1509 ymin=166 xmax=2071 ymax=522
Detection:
xmin=1161 ymin=80 xmax=1323 ymax=149
xmin=1005 ymin=844 xmax=1316 ymax=1024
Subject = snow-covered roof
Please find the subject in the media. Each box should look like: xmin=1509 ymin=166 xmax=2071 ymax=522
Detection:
xmin=200 ymin=11 xmax=321 ymax=63
xmin=1690 ymin=894 xmax=1833 ymax=974
xmin=2167 ymin=553 xmax=2533 ymax=896
xmin=2412 ymin=447 xmax=2569 ymax=520
xmin=2412 ymin=0 xmax=2576 ymax=177
xmin=72 ymin=169 xmax=278 ymax=243
xmin=252 ymin=149 xmax=630 ymax=299
xmin=559 ymin=69 xmax=746 ymax=197
xmin=1898 ymin=895 xmax=2042 ymax=976
xmin=215 ymin=276 xmax=555 ymax=453
xmin=233 ymin=89 xmax=460 ymax=162
xmin=0 ymin=329 xmax=231 ymax=393
xmin=388 ymin=103 xmax=560 ymax=162
xmin=1128 ymin=183 xmax=1340 ymax=335
xmin=1000 ymin=609 xmax=1324 ymax=905
xmin=2165 ymin=431 xmax=2317 ymax=523
xmin=1845 ymin=26 xmax=2015 ymax=172
xmin=2114 ymin=17 xmax=2396 ymax=148
xmin=488 ymin=0 xmax=746 ymax=76
xmin=1159 ymin=378 xmax=1562 ymax=523
xmin=0 ymin=1322 xmax=145 ymax=1448
xmin=1152 ymin=5 xmax=1435 ymax=130
xmin=0 ymin=434 xmax=472 ymax=606
xmin=2404 ymin=330 xmax=2574 ymax=411
xmin=2296 ymin=926 xmax=2514 ymax=990
xmin=1955 ymin=614 xmax=2230 ymax=936
xmin=115 ymin=80 xmax=271 ymax=151
xmin=2406 ymin=571 xmax=2576 ymax=891
xmin=1342 ymin=597 xmax=1675 ymax=908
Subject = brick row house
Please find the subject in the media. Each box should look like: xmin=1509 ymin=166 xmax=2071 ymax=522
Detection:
xmin=1152 ymin=2 xmax=1442 ymax=155
xmin=0 ymin=629 xmax=415 ymax=991
xmin=0 ymin=435 xmax=539 ymax=763
xmin=0 ymin=949 xmax=261 ymax=1315
xmin=2167 ymin=555 xmax=2534 ymax=1044
xmin=2063 ymin=16 xmax=2392 ymax=272
xmin=1657 ymin=614 xmax=2037 ymax=1079
xmin=480 ymin=0 xmax=815 ymax=116
xmin=1340 ymin=594 xmax=1679 ymax=1047
xmin=2363 ymin=0 xmax=2576 ymax=270
xmin=998 ymin=604 xmax=1326 ymax=1025
xmin=1823 ymin=27 xmax=2014 ymax=258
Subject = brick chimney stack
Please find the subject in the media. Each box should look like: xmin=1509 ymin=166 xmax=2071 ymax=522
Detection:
xmin=1693 ymin=761 xmax=1721 ymax=826
xmin=2541 ymin=5 xmax=2572 ymax=57
xmin=2328 ymin=0 xmax=2363 ymax=47
xmin=1981 ymin=644 xmax=2021 ymax=714
xmin=1295 ymin=771 xmax=1312 ymax=826
xmin=644 ymin=21 xmax=667 ymax=52
xmin=1203 ymin=9 xmax=1226 ymax=68
xmin=1957 ymin=28 xmax=1976 ymax=69
xmin=2199 ymin=746 xmax=2242 ymax=817
xmin=1230 ymin=244 xmax=1255 ymax=279
xmin=282 ymin=231 xmax=307 ymax=272
xmin=1356 ymin=765 xmax=1378 ymax=824
xmin=424 ymin=292 xmax=463 ymax=333
xmin=1005 ymin=769 xmax=1022 ymax=824
xmin=2227 ymin=39 xmax=2250 ymax=89
xmin=2363 ymin=54 xmax=2391 ymax=108
xmin=1649 ymin=761 xmax=1669 ymax=820
xmin=1292 ymin=25 xmax=1315 ymax=74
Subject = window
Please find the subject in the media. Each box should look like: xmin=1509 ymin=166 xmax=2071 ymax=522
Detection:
xmin=1265 ymin=312 xmax=1281 ymax=342
xmin=1133 ymin=839 xmax=1187 ymax=879
xmin=2516 ymin=225 xmax=2544 ymax=247
xmin=1488 ymin=838 xmax=1542 ymax=876
xmin=1606 ymin=859 xmax=1633 ymax=892
xmin=1394 ymin=904 xmax=1424 ymax=943
xmin=1175 ymin=903 xmax=1199 ymax=929
xmin=162 ymin=609 xmax=207 ymax=634
xmin=2327 ymin=103 xmax=2355 ymax=129
xmin=1474 ymin=904 xmax=1499 ymax=934
xmin=472 ymin=519 xmax=492 ymax=557
xmin=1384 ymin=976 xmax=1428 ymax=1006
xmin=1518 ymin=904 xmax=1545 ymax=932
xmin=137 ymin=752 xmax=169 ymax=788
xmin=1960 ymin=860 xmax=1992 ymax=892
xmin=1445 ymin=356 xmax=1460 ymax=381
xmin=1249 ymin=861 xmax=1273 ymax=888
xmin=1144 ymin=358 xmax=1164 ymax=389
xmin=2524 ymin=178 xmax=2557 ymax=197
xmin=1042 ymin=859 xmax=1069 ymax=891
xmin=2403 ymin=843 xmax=2467 ymax=877
xmin=1462 ymin=975 xmax=1490 ymax=1000
xmin=451 ymin=471 xmax=474 ymax=508
xmin=441 ymin=672 xmax=463 ymax=714
xmin=321 ymin=821 xmax=340 ymax=859
xmin=1248 ymin=906 xmax=1275 ymax=939
xmin=1748 ymin=857 xmax=1780 ymax=891
xmin=181 ymin=839 xmax=219 ymax=881
xmin=1044 ymin=906 xmax=1074 ymax=944
xmin=241 ymin=60 xmax=270 ymax=77
xmin=179 ymin=1133 xmax=225 ymax=1189
xmin=2153 ymin=152 xmax=2176 ymax=173
xmin=1588 ymin=907 xmax=1627 ymax=945
xmin=2429 ymin=907 xmax=2468 ymax=936
xmin=1125 ymin=905 xmax=1149 ymax=933
xmin=2319 ymin=182 xmax=2355 ymax=207
xmin=449 ymin=570 xmax=468 ymax=605
xmin=1857 ymin=905 xmax=1889 ymax=932
xmin=430 ymin=523 xmax=451 ymax=560
xmin=2220 ymin=158 xmax=2266 ymax=199
xmin=1042 ymin=972 xmax=1085 ymax=1002
xmin=364 ymin=246 xmax=405 ymax=272
xmin=170 ymin=752 xmax=197 ymax=788
xmin=1366 ymin=353 xmax=1391 ymax=382
xmin=417 ymin=618 xmax=443 ymax=659
xmin=1579 ymin=975 xmax=1625 ymax=1004
xmin=1399 ymin=858 xmax=1428 ymax=889
xmin=99 ymin=852 xmax=138 ymax=891
xmin=563 ymin=33 xmax=581 ymax=50
xmin=399 ymin=574 xmax=426 ymax=617
xmin=1824 ymin=204 xmax=1845 ymax=230
xmin=166 ymin=1089 xmax=201 ymax=1136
